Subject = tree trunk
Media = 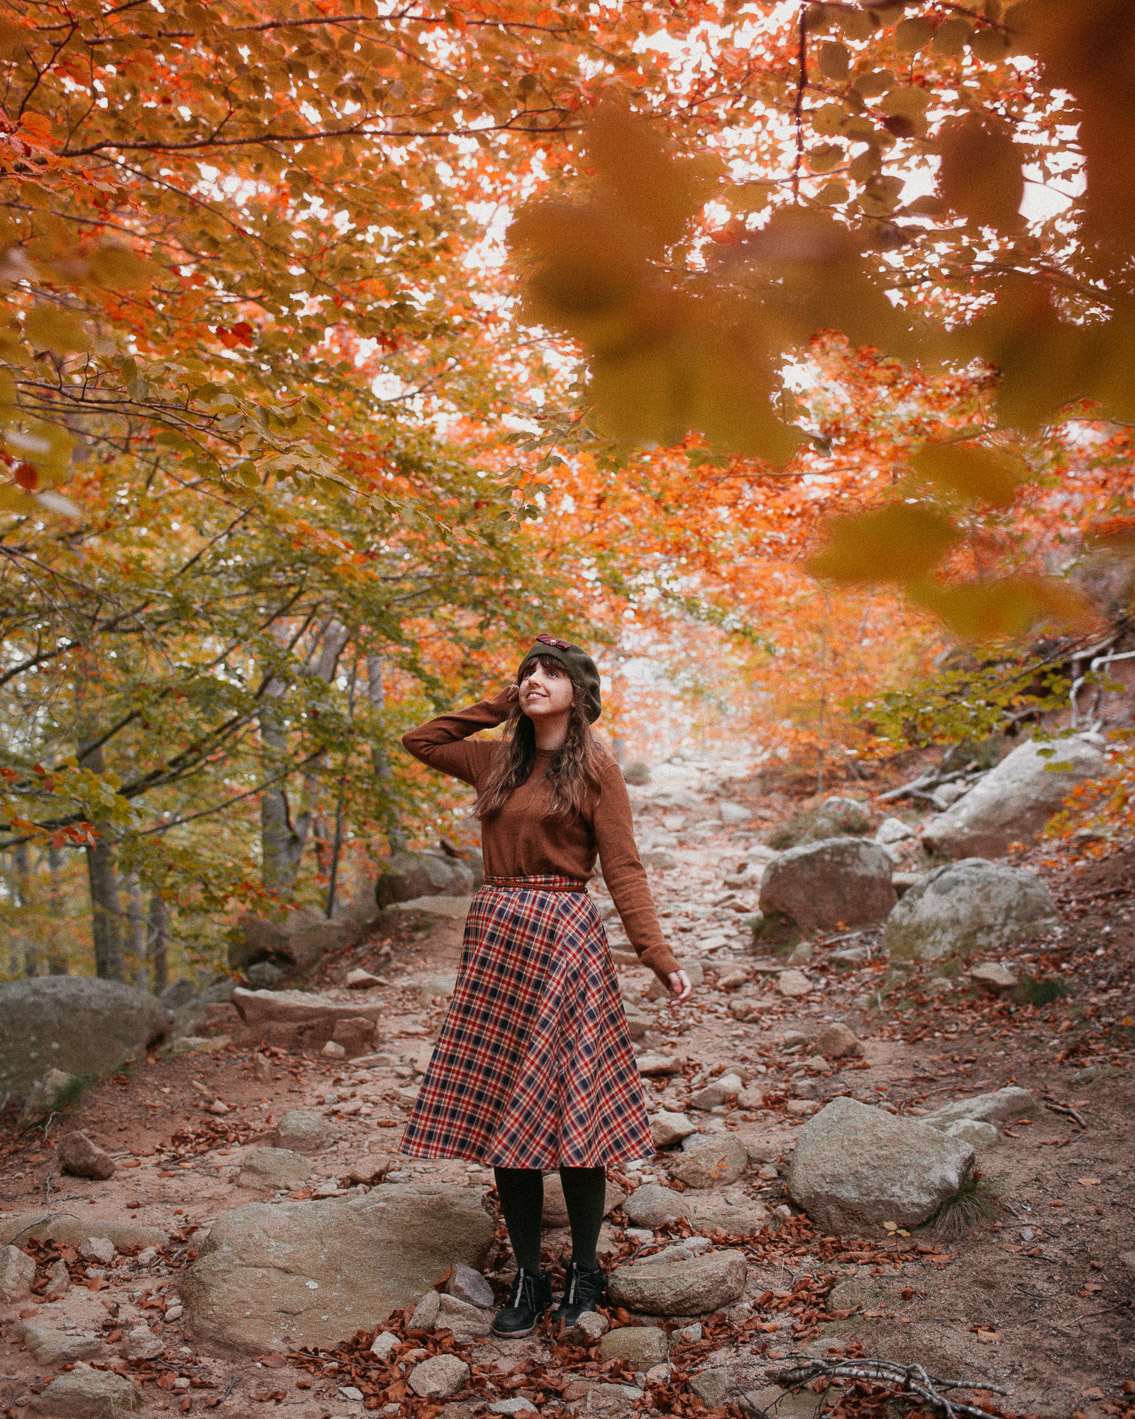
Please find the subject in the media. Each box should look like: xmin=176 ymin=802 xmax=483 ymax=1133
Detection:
xmin=79 ymin=741 xmax=124 ymax=979
xmin=147 ymin=891 xmax=169 ymax=995
xmin=46 ymin=844 xmax=68 ymax=974
xmin=366 ymin=653 xmax=407 ymax=853
xmin=13 ymin=843 xmax=38 ymax=976
xmin=124 ymin=873 xmax=145 ymax=985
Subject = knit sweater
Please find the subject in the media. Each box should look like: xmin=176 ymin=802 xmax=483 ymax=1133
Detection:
xmin=401 ymin=690 xmax=680 ymax=983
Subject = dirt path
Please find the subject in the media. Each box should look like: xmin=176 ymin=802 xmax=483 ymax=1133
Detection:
xmin=1 ymin=775 xmax=1132 ymax=1419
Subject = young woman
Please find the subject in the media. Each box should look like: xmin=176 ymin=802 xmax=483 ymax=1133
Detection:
xmin=399 ymin=634 xmax=691 ymax=1338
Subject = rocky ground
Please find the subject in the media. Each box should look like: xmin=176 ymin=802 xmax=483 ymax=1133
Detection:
xmin=1 ymin=757 xmax=1133 ymax=1419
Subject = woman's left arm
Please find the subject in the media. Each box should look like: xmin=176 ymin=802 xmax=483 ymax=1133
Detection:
xmin=593 ymin=762 xmax=687 ymax=998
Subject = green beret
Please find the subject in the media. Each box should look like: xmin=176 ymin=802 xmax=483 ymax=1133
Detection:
xmin=518 ymin=633 xmax=602 ymax=723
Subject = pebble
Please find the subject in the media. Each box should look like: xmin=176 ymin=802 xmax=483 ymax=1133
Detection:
xmin=123 ymin=1325 xmax=164 ymax=1361
xmin=370 ymin=1331 xmax=401 ymax=1361
xmin=777 ymin=970 xmax=812 ymax=997
xmin=79 ymin=1236 xmax=115 ymax=1265
xmin=408 ymin=1353 xmax=470 ymax=1398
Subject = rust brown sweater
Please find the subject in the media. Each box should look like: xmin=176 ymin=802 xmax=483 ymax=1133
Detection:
xmin=401 ymin=690 xmax=680 ymax=983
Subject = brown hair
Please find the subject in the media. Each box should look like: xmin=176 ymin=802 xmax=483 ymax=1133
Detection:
xmin=474 ymin=654 xmax=607 ymax=821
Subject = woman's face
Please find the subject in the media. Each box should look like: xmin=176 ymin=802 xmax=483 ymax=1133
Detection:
xmin=517 ymin=658 xmax=574 ymax=721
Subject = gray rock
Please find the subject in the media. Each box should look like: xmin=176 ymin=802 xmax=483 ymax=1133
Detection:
xmin=581 ymin=1382 xmax=645 ymax=1410
xmin=623 ymin=1000 xmax=653 ymax=1040
xmin=875 ymin=816 xmax=916 ymax=847
xmin=409 ymin=1288 xmax=441 ymax=1332
xmin=0 ymin=1244 xmax=35 ymax=1302
xmin=376 ymin=851 xmax=475 ymax=909
xmin=490 ymin=1400 xmax=539 ymax=1416
xmin=637 ymin=1053 xmax=684 ymax=1077
xmin=19 ymin=1322 xmax=101 ymax=1366
xmin=719 ymin=803 xmax=752 ymax=826
xmin=921 ymin=1086 xmax=1036 ymax=1130
xmin=760 ymin=838 xmax=897 ymax=932
xmin=29 ymin=1364 xmax=143 ymax=1417
xmin=407 ymin=1353 xmax=470 ymax=1398
xmin=123 ymin=1324 xmax=164 ymax=1360
xmin=744 ymin=1385 xmax=825 ymax=1418
xmin=437 ymin=1293 xmax=492 ymax=1339
xmin=231 ymin=908 xmax=353 ymax=975
xmin=57 ymin=1131 xmax=116 ymax=1180
xmin=689 ymin=1367 xmax=734 ymax=1406
xmin=969 ymin=962 xmax=1018 ymax=991
xmin=787 ymin=1096 xmax=975 ymax=1234
xmin=623 ymin=1183 xmax=686 ymax=1229
xmin=271 ymin=1109 xmax=341 ymax=1154
xmin=814 ymin=1023 xmax=861 ymax=1059
xmin=237 ymin=1146 xmax=313 ymax=1190
xmin=608 ymin=1248 xmax=747 ymax=1316
xmin=245 ymin=961 xmax=285 ymax=988
xmin=160 ymin=978 xmax=198 ymax=1012
xmin=181 ymin=1185 xmax=494 ymax=1353
xmin=943 ymin=1119 xmax=1000 ymax=1150
xmin=233 ymin=988 xmax=382 ymax=1031
xmin=444 ymin=1261 xmax=494 ymax=1309
xmin=370 ymin=1330 xmax=401 ymax=1360
xmin=542 ymin=1175 xmax=625 ymax=1229
xmin=569 ymin=1309 xmax=610 ymax=1343
xmin=0 ymin=1212 xmax=169 ymax=1251
xmin=884 ymin=860 xmax=1059 ymax=963
xmin=777 ymin=969 xmax=812 ymax=997
xmin=689 ymin=1073 xmax=743 ymax=1110
xmin=923 ymin=735 xmax=1106 ymax=858
xmin=598 ymin=1325 xmax=669 ymax=1368
xmin=670 ymin=1135 xmax=748 ymax=1188
xmin=78 ymin=1236 xmax=115 ymax=1264
xmin=687 ymin=1197 xmax=769 ymax=1237
xmin=0 ymin=977 xmax=171 ymax=1107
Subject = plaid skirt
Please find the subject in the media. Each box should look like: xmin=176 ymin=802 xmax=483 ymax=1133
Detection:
xmin=399 ymin=875 xmax=653 ymax=1168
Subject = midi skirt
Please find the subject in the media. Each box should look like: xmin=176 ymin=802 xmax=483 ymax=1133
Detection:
xmin=399 ymin=875 xmax=654 ymax=1168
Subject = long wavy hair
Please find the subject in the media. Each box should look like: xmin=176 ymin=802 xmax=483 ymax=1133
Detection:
xmin=474 ymin=653 xmax=607 ymax=821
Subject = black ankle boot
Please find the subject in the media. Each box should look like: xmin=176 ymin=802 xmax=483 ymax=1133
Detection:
xmin=553 ymin=1261 xmax=606 ymax=1329
xmin=491 ymin=1267 xmax=552 ymax=1338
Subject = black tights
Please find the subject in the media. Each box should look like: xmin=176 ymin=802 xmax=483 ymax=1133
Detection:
xmin=494 ymin=1166 xmax=606 ymax=1273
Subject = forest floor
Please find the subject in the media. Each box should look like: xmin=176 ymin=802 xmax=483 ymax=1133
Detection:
xmin=1 ymin=767 xmax=1133 ymax=1419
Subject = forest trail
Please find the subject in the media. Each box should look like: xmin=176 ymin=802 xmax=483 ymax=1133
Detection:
xmin=1 ymin=772 xmax=1132 ymax=1419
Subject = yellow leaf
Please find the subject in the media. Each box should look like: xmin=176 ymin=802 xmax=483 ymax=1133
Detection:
xmin=893 ymin=16 xmax=932 ymax=52
xmin=23 ymin=304 xmax=90 ymax=356
xmin=936 ymin=114 xmax=1024 ymax=231
xmin=0 ymin=484 xmax=38 ymax=514
xmin=87 ymin=242 xmax=158 ymax=289
xmin=816 ymin=41 xmax=850 ymax=80
xmin=910 ymin=441 xmax=1027 ymax=507
xmin=809 ymin=503 xmax=959 ymax=583
xmin=912 ymin=576 xmax=1097 ymax=641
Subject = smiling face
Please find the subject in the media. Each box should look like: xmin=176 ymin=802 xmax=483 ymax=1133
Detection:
xmin=517 ymin=655 xmax=575 ymax=723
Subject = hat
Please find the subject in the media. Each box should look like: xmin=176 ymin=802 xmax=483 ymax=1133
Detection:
xmin=518 ymin=633 xmax=602 ymax=723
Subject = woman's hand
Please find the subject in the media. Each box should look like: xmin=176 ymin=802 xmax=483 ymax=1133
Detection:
xmin=505 ymin=683 xmax=519 ymax=703
xmin=666 ymin=969 xmax=692 ymax=1005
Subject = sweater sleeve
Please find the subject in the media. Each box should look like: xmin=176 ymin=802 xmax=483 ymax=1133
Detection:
xmin=401 ymin=689 xmax=513 ymax=788
xmin=593 ymin=762 xmax=681 ymax=985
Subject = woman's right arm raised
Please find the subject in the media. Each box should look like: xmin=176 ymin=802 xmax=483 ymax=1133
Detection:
xmin=401 ymin=685 xmax=517 ymax=787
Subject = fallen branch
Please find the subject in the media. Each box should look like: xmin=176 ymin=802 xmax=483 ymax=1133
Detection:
xmin=768 ymin=1355 xmax=1010 ymax=1419
xmin=1044 ymin=1098 xmax=1088 ymax=1129
xmin=877 ymin=762 xmax=978 ymax=803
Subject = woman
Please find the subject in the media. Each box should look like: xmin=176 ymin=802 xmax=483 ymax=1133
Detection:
xmin=399 ymin=633 xmax=691 ymax=1338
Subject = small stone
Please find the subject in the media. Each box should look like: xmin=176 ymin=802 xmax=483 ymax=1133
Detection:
xmin=321 ymin=1039 xmax=347 ymax=1058
xmin=409 ymin=1289 xmax=441 ymax=1332
xmin=623 ymin=1183 xmax=685 ymax=1229
xmin=777 ymin=970 xmax=811 ymax=997
xmin=1120 ymin=1251 xmax=1135 ymax=1275
xmin=163 ymin=1302 xmax=183 ymax=1321
xmin=689 ymin=1367 xmax=734 ymax=1407
xmin=272 ymin=1109 xmax=340 ymax=1153
xmin=437 ymin=1293 xmax=493 ymax=1339
xmin=0 ymin=1244 xmax=35 ymax=1302
xmin=135 ymin=1247 xmax=159 ymax=1268
xmin=785 ymin=940 xmax=813 ymax=967
xmin=608 ymin=1248 xmax=747 ymax=1316
xmin=803 ymin=1055 xmax=827 ymax=1072
xmin=943 ymin=1118 xmax=1000 ymax=1150
xmin=786 ymin=1099 xmax=821 ymax=1116
xmin=489 ymin=1400 xmax=539 ymax=1415
xmin=20 ymin=1322 xmax=101 ymax=1366
xmin=339 ymin=1386 xmax=365 ymax=1401
xmin=736 ymin=1087 xmax=766 ymax=1110
xmin=969 ymin=962 xmax=1018 ymax=992
xmin=444 ymin=1261 xmax=495 ymax=1309
xmin=345 ymin=1153 xmax=392 ymax=1186
xmin=651 ymin=1109 xmax=697 ymax=1147
xmin=43 ymin=1257 xmax=71 ymax=1299
xmin=408 ymin=1353 xmax=469 ymax=1398
xmin=689 ymin=1073 xmax=743 ymax=1110
xmin=677 ymin=1322 xmax=703 ymax=1343
xmin=206 ymin=1098 xmax=230 ymax=1115
xmin=717 ymin=969 xmax=750 ymax=992
xmin=29 ymin=1364 xmax=143 ymax=1416
xmin=637 ymin=1053 xmax=684 ymax=1076
xmin=345 ymin=968 xmax=384 ymax=989
xmin=814 ymin=1023 xmax=861 ymax=1059
xmin=57 ymin=1131 xmax=116 ymax=1180
xmin=123 ymin=1324 xmax=164 ymax=1360
xmin=598 ymin=1325 xmax=668 ymax=1369
xmin=669 ymin=1135 xmax=748 ymax=1188
xmin=237 ymin=1146 xmax=313 ymax=1191
xmin=569 ymin=1309 xmax=610 ymax=1343
xmin=254 ymin=1054 xmax=273 ymax=1083
xmin=78 ymin=1236 xmax=115 ymax=1265
xmin=370 ymin=1330 xmax=401 ymax=1361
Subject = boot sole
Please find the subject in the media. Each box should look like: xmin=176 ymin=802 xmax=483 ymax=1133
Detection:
xmin=490 ymin=1320 xmax=538 ymax=1338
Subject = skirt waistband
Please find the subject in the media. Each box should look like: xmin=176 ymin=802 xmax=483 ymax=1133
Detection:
xmin=483 ymin=875 xmax=589 ymax=893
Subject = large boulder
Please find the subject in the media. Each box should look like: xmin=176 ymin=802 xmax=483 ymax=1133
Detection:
xmin=787 ymin=1096 xmax=975 ymax=1235
xmin=922 ymin=735 xmax=1106 ymax=859
xmin=759 ymin=838 xmax=897 ymax=933
xmin=230 ymin=908 xmax=353 ymax=975
xmin=181 ymin=1185 xmax=494 ymax=1353
xmin=883 ymin=859 xmax=1059 ymax=963
xmin=375 ymin=851 xmax=475 ymax=909
xmin=0 ymin=978 xmax=170 ymax=1108
xmin=231 ymin=988 xmax=382 ymax=1052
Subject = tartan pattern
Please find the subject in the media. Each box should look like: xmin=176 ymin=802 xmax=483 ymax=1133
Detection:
xmin=399 ymin=876 xmax=653 ymax=1168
